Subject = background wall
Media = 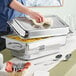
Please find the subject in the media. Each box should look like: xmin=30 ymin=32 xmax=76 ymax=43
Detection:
xmin=30 ymin=0 xmax=76 ymax=30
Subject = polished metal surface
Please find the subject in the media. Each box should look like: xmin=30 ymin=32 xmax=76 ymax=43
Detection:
xmin=8 ymin=15 xmax=69 ymax=38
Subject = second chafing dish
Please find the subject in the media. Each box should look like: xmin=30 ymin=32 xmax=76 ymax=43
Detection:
xmin=3 ymin=35 xmax=66 ymax=60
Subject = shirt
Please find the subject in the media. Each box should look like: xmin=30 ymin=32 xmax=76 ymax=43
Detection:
xmin=0 ymin=0 xmax=26 ymax=32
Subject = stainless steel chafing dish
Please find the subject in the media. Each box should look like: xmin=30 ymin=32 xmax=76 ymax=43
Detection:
xmin=2 ymin=15 xmax=69 ymax=60
xmin=7 ymin=15 xmax=69 ymax=38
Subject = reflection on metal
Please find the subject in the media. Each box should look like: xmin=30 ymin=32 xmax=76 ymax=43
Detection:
xmin=25 ymin=0 xmax=63 ymax=7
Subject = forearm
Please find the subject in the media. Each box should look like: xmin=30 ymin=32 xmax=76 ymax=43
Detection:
xmin=9 ymin=0 xmax=31 ymax=15
xmin=9 ymin=0 xmax=45 ymax=23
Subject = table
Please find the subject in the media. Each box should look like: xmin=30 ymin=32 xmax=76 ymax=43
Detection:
xmin=0 ymin=33 xmax=76 ymax=76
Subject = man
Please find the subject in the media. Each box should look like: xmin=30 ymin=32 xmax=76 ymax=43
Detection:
xmin=0 ymin=0 xmax=45 ymax=36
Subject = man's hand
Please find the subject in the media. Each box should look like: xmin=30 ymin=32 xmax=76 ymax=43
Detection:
xmin=27 ymin=10 xmax=45 ymax=23
xmin=9 ymin=0 xmax=45 ymax=23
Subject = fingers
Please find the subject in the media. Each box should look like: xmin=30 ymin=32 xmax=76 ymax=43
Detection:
xmin=35 ymin=13 xmax=45 ymax=23
xmin=29 ymin=11 xmax=45 ymax=23
xmin=38 ymin=16 xmax=44 ymax=23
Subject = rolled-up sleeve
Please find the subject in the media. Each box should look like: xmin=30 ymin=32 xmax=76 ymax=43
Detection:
xmin=0 ymin=0 xmax=13 ymax=6
xmin=0 ymin=0 xmax=13 ymax=14
xmin=7 ymin=0 xmax=13 ymax=5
